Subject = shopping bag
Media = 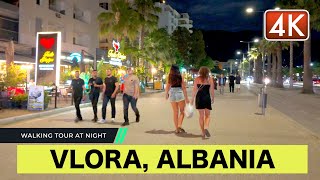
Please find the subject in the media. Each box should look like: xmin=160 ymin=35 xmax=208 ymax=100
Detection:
xmin=185 ymin=103 xmax=194 ymax=118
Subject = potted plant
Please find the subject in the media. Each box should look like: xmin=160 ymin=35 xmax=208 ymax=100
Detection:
xmin=44 ymin=91 xmax=50 ymax=109
xmin=12 ymin=94 xmax=28 ymax=109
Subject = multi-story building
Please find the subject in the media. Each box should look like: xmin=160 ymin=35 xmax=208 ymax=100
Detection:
xmin=178 ymin=13 xmax=193 ymax=33
xmin=154 ymin=2 xmax=180 ymax=35
xmin=0 ymin=0 xmax=104 ymax=70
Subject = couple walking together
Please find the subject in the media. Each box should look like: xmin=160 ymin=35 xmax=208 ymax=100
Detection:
xmin=165 ymin=65 xmax=215 ymax=139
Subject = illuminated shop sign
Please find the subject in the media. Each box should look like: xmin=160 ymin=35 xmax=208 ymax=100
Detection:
xmin=69 ymin=53 xmax=81 ymax=62
xmin=108 ymin=40 xmax=126 ymax=66
xmin=35 ymin=32 xmax=61 ymax=86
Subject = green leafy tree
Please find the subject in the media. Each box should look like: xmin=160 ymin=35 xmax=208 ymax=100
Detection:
xmin=190 ymin=30 xmax=206 ymax=66
xmin=197 ymin=56 xmax=216 ymax=69
xmin=277 ymin=0 xmax=320 ymax=93
xmin=98 ymin=0 xmax=140 ymax=41
xmin=4 ymin=63 xmax=26 ymax=87
xmin=134 ymin=0 xmax=161 ymax=66
xmin=172 ymin=27 xmax=191 ymax=64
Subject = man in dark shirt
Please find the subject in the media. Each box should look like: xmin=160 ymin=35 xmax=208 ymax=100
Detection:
xmin=70 ymin=71 xmax=85 ymax=122
xmin=235 ymin=74 xmax=241 ymax=93
xmin=229 ymin=74 xmax=235 ymax=93
xmin=98 ymin=69 xmax=119 ymax=124
xmin=88 ymin=70 xmax=103 ymax=122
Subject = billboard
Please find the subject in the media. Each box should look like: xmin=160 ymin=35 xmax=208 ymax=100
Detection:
xmin=35 ymin=32 xmax=61 ymax=86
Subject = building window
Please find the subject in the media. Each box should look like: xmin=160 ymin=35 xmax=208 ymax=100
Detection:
xmin=73 ymin=37 xmax=76 ymax=44
xmin=36 ymin=0 xmax=41 ymax=5
xmin=35 ymin=18 xmax=42 ymax=35
xmin=99 ymin=3 xmax=108 ymax=10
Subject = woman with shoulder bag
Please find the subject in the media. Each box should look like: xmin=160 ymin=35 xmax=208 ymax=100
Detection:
xmin=191 ymin=67 xmax=215 ymax=139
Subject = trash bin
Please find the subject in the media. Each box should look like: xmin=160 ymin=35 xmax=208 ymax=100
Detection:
xmin=258 ymin=93 xmax=267 ymax=108
xmin=140 ymin=82 xmax=145 ymax=93
xmin=154 ymin=81 xmax=163 ymax=90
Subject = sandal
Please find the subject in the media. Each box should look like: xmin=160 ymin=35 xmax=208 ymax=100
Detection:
xmin=178 ymin=127 xmax=186 ymax=133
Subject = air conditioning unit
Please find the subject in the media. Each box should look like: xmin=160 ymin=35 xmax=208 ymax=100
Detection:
xmin=56 ymin=13 xmax=61 ymax=18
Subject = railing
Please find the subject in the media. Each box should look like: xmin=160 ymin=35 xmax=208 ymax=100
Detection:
xmin=0 ymin=29 xmax=18 ymax=42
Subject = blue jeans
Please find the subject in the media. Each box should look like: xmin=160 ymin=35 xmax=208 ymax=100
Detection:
xmin=102 ymin=95 xmax=116 ymax=120
xmin=123 ymin=93 xmax=140 ymax=122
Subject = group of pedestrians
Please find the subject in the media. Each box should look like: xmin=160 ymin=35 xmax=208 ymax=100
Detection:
xmin=69 ymin=65 xmax=241 ymax=139
xmin=70 ymin=68 xmax=140 ymax=126
xmin=214 ymin=73 xmax=241 ymax=94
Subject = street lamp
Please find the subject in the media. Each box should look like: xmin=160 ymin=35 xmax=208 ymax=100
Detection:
xmin=246 ymin=7 xmax=254 ymax=13
xmin=151 ymin=68 xmax=157 ymax=90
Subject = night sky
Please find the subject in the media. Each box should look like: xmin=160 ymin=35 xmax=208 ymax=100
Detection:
xmin=166 ymin=0 xmax=320 ymax=65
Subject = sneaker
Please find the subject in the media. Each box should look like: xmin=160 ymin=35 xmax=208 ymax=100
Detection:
xmin=111 ymin=118 xmax=115 ymax=123
xmin=91 ymin=118 xmax=98 ymax=122
xmin=136 ymin=115 xmax=140 ymax=122
xmin=121 ymin=122 xmax=129 ymax=126
xmin=97 ymin=119 xmax=106 ymax=124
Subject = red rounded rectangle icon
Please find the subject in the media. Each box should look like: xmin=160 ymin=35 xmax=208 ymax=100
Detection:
xmin=264 ymin=10 xmax=309 ymax=41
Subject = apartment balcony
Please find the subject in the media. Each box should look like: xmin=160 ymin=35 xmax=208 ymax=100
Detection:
xmin=49 ymin=0 xmax=67 ymax=15
xmin=0 ymin=29 xmax=18 ymax=42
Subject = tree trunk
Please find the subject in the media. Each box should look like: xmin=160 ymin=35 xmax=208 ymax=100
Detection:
xmin=255 ymin=54 xmax=263 ymax=84
xmin=276 ymin=45 xmax=284 ymax=88
xmin=271 ymin=53 xmax=277 ymax=86
xmin=302 ymin=36 xmax=314 ymax=94
xmin=5 ymin=40 xmax=14 ymax=73
xmin=289 ymin=41 xmax=294 ymax=89
xmin=253 ymin=59 xmax=257 ymax=82
xmin=267 ymin=53 xmax=271 ymax=78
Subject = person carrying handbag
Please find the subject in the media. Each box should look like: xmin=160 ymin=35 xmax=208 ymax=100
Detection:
xmin=191 ymin=67 xmax=215 ymax=139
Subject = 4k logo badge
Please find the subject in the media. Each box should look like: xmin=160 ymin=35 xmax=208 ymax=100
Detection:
xmin=264 ymin=10 xmax=309 ymax=41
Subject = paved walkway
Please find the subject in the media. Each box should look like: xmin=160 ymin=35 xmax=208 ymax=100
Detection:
xmin=247 ymin=83 xmax=320 ymax=138
xmin=0 ymin=86 xmax=319 ymax=179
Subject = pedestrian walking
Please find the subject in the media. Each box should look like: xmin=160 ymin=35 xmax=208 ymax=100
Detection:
xmin=88 ymin=70 xmax=103 ymax=122
xmin=165 ymin=65 xmax=189 ymax=134
xmin=229 ymin=74 xmax=235 ymax=93
xmin=70 ymin=71 xmax=85 ymax=122
xmin=191 ymin=67 xmax=215 ymax=139
xmin=213 ymin=76 xmax=218 ymax=90
xmin=98 ymin=69 xmax=119 ymax=124
xmin=218 ymin=74 xmax=226 ymax=95
xmin=121 ymin=67 xmax=140 ymax=126
xmin=235 ymin=74 xmax=241 ymax=93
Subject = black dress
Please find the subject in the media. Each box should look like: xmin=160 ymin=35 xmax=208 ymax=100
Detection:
xmin=195 ymin=84 xmax=212 ymax=110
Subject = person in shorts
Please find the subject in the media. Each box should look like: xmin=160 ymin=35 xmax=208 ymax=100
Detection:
xmin=165 ymin=65 xmax=189 ymax=134
xmin=235 ymin=74 xmax=241 ymax=93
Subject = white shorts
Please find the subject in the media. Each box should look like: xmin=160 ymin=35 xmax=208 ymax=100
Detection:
xmin=235 ymin=84 xmax=241 ymax=89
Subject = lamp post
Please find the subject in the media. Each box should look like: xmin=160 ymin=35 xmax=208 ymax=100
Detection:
xmin=151 ymin=68 xmax=157 ymax=90
xmin=240 ymin=39 xmax=259 ymax=78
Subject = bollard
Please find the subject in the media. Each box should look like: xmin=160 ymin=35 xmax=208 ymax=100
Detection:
xmin=258 ymin=87 xmax=267 ymax=115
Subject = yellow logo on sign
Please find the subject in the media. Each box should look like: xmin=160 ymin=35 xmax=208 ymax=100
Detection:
xmin=108 ymin=50 xmax=126 ymax=60
xmin=40 ymin=51 xmax=55 ymax=64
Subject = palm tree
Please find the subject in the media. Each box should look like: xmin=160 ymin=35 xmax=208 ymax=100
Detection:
xmin=134 ymin=0 xmax=161 ymax=65
xmin=275 ymin=42 xmax=289 ymax=88
xmin=289 ymin=41 xmax=299 ymax=88
xmin=276 ymin=0 xmax=320 ymax=93
xmin=227 ymin=59 xmax=237 ymax=74
xmin=98 ymin=0 xmax=140 ymax=41
xmin=248 ymin=48 xmax=261 ymax=83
